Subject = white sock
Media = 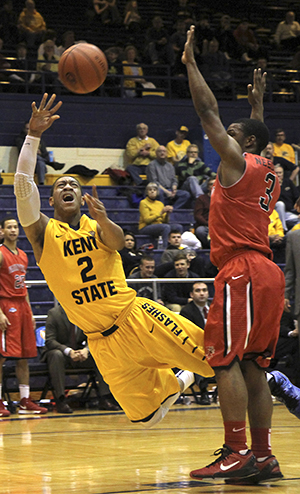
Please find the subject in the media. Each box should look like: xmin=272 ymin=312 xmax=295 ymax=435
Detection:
xmin=175 ymin=370 xmax=194 ymax=392
xmin=0 ymin=384 xmax=2 ymax=400
xmin=19 ymin=384 xmax=30 ymax=400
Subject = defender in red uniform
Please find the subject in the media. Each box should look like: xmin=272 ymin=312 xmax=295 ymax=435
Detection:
xmin=0 ymin=217 xmax=47 ymax=416
xmin=182 ymin=27 xmax=285 ymax=484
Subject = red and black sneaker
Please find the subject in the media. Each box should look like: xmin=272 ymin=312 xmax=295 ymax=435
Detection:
xmin=225 ymin=455 xmax=283 ymax=485
xmin=190 ymin=444 xmax=259 ymax=480
xmin=18 ymin=397 xmax=47 ymax=414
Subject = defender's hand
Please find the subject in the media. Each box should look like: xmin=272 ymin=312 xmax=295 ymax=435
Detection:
xmin=247 ymin=68 xmax=266 ymax=108
xmin=182 ymin=25 xmax=196 ymax=65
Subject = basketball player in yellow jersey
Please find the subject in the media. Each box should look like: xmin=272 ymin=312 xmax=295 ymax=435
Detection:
xmin=14 ymin=93 xmax=214 ymax=427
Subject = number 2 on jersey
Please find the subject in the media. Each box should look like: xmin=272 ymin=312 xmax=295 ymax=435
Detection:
xmin=78 ymin=256 xmax=96 ymax=283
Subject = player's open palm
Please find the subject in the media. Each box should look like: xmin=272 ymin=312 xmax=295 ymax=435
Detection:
xmin=29 ymin=93 xmax=62 ymax=136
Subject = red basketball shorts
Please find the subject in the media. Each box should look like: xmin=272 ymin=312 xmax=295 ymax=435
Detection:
xmin=0 ymin=298 xmax=37 ymax=358
xmin=204 ymin=251 xmax=285 ymax=369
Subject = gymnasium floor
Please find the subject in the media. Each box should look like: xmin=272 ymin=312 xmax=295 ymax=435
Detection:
xmin=1 ymin=402 xmax=299 ymax=494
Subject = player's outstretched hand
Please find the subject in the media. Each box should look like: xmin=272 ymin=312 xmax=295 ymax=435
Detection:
xmin=247 ymin=68 xmax=266 ymax=108
xmin=29 ymin=93 xmax=62 ymax=137
xmin=84 ymin=185 xmax=108 ymax=224
xmin=182 ymin=25 xmax=196 ymax=65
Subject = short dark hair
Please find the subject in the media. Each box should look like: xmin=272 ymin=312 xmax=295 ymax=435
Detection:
xmin=233 ymin=118 xmax=270 ymax=154
xmin=0 ymin=215 xmax=18 ymax=228
xmin=174 ymin=252 xmax=188 ymax=263
xmin=169 ymin=228 xmax=181 ymax=237
xmin=140 ymin=255 xmax=155 ymax=264
xmin=50 ymin=176 xmax=82 ymax=196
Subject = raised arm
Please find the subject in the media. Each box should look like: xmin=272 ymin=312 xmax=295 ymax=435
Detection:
xmin=14 ymin=93 xmax=62 ymax=262
xmin=182 ymin=26 xmax=245 ymax=186
xmin=248 ymin=68 xmax=266 ymax=122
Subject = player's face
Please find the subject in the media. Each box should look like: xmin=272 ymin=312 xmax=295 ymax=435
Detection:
xmin=2 ymin=219 xmax=19 ymax=242
xmin=191 ymin=283 xmax=209 ymax=305
xmin=169 ymin=233 xmax=181 ymax=246
xmin=140 ymin=260 xmax=155 ymax=278
xmin=49 ymin=177 xmax=84 ymax=214
xmin=124 ymin=235 xmax=135 ymax=250
xmin=226 ymin=123 xmax=248 ymax=150
xmin=174 ymin=259 xmax=189 ymax=277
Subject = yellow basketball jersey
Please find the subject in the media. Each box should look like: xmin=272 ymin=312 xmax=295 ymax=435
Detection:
xmin=38 ymin=215 xmax=136 ymax=334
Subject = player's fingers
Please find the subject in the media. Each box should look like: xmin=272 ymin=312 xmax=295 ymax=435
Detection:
xmin=44 ymin=93 xmax=56 ymax=110
xmin=38 ymin=93 xmax=48 ymax=111
xmin=92 ymin=185 xmax=99 ymax=199
xmin=190 ymin=25 xmax=195 ymax=41
xmin=31 ymin=101 xmax=37 ymax=113
xmin=49 ymin=100 xmax=63 ymax=114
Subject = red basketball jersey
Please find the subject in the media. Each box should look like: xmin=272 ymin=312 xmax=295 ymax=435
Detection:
xmin=0 ymin=245 xmax=28 ymax=298
xmin=209 ymin=153 xmax=280 ymax=269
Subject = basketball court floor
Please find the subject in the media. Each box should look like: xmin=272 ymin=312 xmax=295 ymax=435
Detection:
xmin=1 ymin=401 xmax=299 ymax=494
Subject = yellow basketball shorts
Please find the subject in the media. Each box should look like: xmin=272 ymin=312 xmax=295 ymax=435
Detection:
xmin=88 ymin=297 xmax=214 ymax=422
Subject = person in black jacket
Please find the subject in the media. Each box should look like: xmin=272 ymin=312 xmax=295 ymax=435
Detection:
xmin=180 ymin=281 xmax=212 ymax=405
xmin=118 ymin=230 xmax=143 ymax=277
xmin=269 ymin=308 xmax=300 ymax=387
xmin=162 ymin=252 xmax=199 ymax=312
xmin=43 ymin=305 xmax=120 ymax=413
xmin=274 ymin=164 xmax=300 ymax=230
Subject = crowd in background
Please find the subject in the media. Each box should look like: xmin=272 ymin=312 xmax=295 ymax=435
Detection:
xmin=2 ymin=1 xmax=300 ymax=99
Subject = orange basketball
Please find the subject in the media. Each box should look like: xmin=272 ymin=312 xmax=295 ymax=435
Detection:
xmin=58 ymin=43 xmax=108 ymax=94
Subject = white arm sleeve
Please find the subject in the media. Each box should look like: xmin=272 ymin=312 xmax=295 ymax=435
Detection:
xmin=14 ymin=135 xmax=42 ymax=227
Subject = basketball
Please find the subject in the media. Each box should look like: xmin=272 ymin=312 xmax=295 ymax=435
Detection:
xmin=58 ymin=43 xmax=108 ymax=94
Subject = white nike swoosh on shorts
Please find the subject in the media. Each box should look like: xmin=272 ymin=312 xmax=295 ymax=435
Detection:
xmin=231 ymin=275 xmax=244 ymax=280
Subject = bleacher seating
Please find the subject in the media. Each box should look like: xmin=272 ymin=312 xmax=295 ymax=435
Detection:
xmin=2 ymin=1 xmax=300 ymax=101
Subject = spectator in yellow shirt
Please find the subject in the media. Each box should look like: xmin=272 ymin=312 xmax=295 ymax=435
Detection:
xmin=273 ymin=128 xmax=295 ymax=164
xmin=166 ymin=126 xmax=191 ymax=164
xmin=138 ymin=182 xmax=182 ymax=248
xmin=18 ymin=0 xmax=46 ymax=50
xmin=268 ymin=209 xmax=286 ymax=264
xmin=125 ymin=123 xmax=159 ymax=185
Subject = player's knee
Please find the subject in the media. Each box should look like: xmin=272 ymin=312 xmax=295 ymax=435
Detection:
xmin=47 ymin=349 xmax=64 ymax=364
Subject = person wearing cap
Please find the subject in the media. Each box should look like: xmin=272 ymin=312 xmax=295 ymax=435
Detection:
xmin=166 ymin=126 xmax=191 ymax=165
